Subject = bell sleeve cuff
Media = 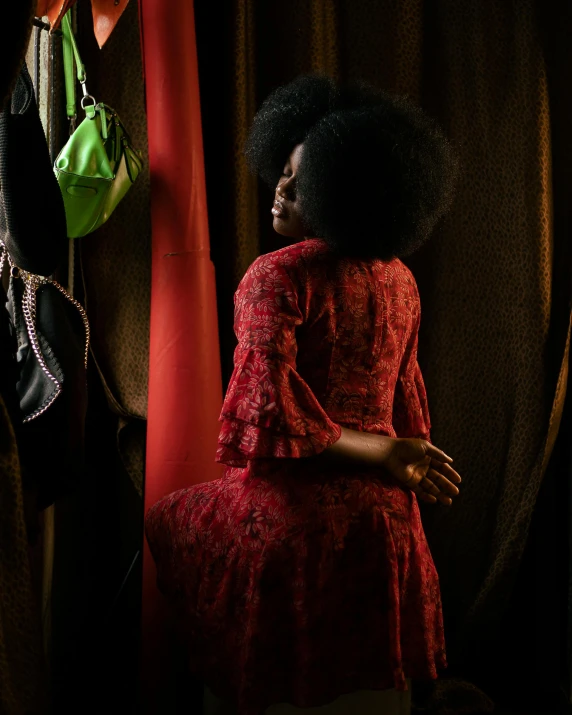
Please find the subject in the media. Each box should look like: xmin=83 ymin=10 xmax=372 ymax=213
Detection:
xmin=216 ymin=347 xmax=342 ymax=467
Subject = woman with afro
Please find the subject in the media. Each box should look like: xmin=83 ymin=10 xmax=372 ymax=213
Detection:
xmin=146 ymin=75 xmax=461 ymax=715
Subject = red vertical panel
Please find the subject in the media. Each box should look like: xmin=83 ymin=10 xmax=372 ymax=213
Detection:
xmin=139 ymin=0 xmax=223 ymax=707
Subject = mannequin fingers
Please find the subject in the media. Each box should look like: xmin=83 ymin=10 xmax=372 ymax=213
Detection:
xmin=419 ymin=476 xmax=441 ymax=497
xmin=414 ymin=487 xmax=437 ymax=504
xmin=424 ymin=443 xmax=453 ymax=463
xmin=431 ymin=460 xmax=462 ymax=484
xmin=427 ymin=468 xmax=460 ymax=497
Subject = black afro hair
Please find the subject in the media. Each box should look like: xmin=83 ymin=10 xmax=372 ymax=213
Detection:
xmin=245 ymin=75 xmax=458 ymax=260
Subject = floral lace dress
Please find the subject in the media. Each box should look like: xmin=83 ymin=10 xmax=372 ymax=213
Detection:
xmin=145 ymin=239 xmax=446 ymax=715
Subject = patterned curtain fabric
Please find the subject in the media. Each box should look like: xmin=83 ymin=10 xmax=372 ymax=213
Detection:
xmin=0 ymin=401 xmax=47 ymax=715
xmin=195 ymin=0 xmax=572 ymax=705
xmin=68 ymin=0 xmax=571 ymax=709
xmin=77 ymin=0 xmax=150 ymax=498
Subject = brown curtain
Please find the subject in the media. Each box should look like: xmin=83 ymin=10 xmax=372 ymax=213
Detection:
xmin=195 ymin=0 xmax=572 ymax=704
xmin=78 ymin=0 xmax=151 ymax=499
xmin=44 ymin=2 xmax=150 ymax=710
xmin=0 ymin=402 xmax=47 ymax=714
xmin=50 ymin=0 xmax=571 ymax=709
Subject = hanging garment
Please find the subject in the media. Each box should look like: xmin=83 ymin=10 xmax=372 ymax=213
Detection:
xmin=0 ymin=64 xmax=87 ymax=510
xmin=146 ymin=239 xmax=445 ymax=715
xmin=0 ymin=64 xmax=66 ymax=275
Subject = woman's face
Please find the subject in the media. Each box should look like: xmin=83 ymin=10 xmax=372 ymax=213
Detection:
xmin=272 ymin=143 xmax=310 ymax=239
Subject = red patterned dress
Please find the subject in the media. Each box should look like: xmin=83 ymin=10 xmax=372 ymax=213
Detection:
xmin=145 ymin=238 xmax=446 ymax=714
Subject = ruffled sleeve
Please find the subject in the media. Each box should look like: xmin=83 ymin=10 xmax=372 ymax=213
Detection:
xmin=392 ymin=307 xmax=432 ymax=442
xmin=217 ymin=254 xmax=342 ymax=467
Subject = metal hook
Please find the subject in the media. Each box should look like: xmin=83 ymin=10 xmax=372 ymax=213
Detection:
xmin=32 ymin=18 xmax=63 ymax=37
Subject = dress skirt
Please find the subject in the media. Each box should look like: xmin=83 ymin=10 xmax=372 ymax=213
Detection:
xmin=145 ymin=467 xmax=445 ymax=715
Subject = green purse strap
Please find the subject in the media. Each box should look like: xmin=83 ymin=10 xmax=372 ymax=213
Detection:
xmin=61 ymin=11 xmax=96 ymax=129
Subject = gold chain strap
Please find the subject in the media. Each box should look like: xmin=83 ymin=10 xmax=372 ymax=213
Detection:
xmin=0 ymin=242 xmax=90 ymax=423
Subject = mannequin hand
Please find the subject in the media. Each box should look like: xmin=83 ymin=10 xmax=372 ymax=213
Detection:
xmin=382 ymin=438 xmax=461 ymax=506
xmin=321 ymin=427 xmax=461 ymax=505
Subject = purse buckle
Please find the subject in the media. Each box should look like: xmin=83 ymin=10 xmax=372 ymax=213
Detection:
xmin=80 ymin=78 xmax=97 ymax=116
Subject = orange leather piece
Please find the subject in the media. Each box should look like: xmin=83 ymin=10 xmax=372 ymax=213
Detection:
xmin=36 ymin=0 xmax=75 ymax=28
xmin=91 ymin=0 xmax=130 ymax=48
xmin=36 ymin=0 xmax=130 ymax=47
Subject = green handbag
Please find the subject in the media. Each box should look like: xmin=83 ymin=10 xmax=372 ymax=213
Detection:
xmin=54 ymin=11 xmax=143 ymax=239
